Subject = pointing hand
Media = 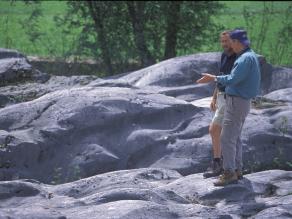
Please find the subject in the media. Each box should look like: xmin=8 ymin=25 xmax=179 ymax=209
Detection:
xmin=196 ymin=73 xmax=216 ymax=83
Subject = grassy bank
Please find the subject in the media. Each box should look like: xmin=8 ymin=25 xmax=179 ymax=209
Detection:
xmin=0 ymin=1 xmax=291 ymax=66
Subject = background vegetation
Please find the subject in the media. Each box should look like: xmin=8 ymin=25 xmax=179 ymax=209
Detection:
xmin=0 ymin=1 xmax=291 ymax=76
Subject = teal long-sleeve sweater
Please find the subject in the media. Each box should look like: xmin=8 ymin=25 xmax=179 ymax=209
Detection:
xmin=216 ymin=48 xmax=261 ymax=99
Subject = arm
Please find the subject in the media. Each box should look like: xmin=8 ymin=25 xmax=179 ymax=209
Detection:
xmin=196 ymin=56 xmax=252 ymax=85
xmin=196 ymin=73 xmax=216 ymax=83
xmin=210 ymin=87 xmax=218 ymax=112
xmin=195 ymin=75 xmax=217 ymax=111
xmin=212 ymin=87 xmax=218 ymax=100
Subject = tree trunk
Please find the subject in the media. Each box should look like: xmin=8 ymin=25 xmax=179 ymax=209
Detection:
xmin=127 ymin=1 xmax=155 ymax=67
xmin=164 ymin=1 xmax=181 ymax=60
xmin=87 ymin=1 xmax=113 ymax=74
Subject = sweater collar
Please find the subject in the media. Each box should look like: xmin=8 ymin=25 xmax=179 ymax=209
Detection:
xmin=236 ymin=47 xmax=250 ymax=58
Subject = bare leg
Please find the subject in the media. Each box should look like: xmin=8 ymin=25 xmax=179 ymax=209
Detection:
xmin=203 ymin=122 xmax=223 ymax=178
xmin=209 ymin=122 xmax=222 ymax=158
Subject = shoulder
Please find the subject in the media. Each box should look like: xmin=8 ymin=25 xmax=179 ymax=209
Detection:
xmin=220 ymin=52 xmax=226 ymax=60
xmin=241 ymin=50 xmax=257 ymax=63
xmin=231 ymin=53 xmax=237 ymax=59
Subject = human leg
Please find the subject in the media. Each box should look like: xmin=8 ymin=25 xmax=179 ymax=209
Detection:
xmin=214 ymin=96 xmax=250 ymax=186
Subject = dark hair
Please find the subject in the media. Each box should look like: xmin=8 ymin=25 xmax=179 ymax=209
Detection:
xmin=220 ymin=30 xmax=231 ymax=36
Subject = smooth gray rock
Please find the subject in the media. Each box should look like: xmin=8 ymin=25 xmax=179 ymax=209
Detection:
xmin=98 ymin=52 xmax=221 ymax=88
xmin=0 ymin=48 xmax=50 ymax=86
xmin=0 ymin=49 xmax=291 ymax=218
xmin=0 ymin=50 xmax=291 ymax=184
xmin=0 ymin=50 xmax=288 ymax=106
xmin=0 ymin=82 xmax=291 ymax=184
xmin=0 ymin=58 xmax=32 ymax=82
xmin=89 ymin=52 xmax=279 ymax=102
xmin=264 ymin=88 xmax=292 ymax=103
xmin=0 ymin=48 xmax=25 ymax=59
xmin=0 ymin=168 xmax=291 ymax=219
xmin=89 ymin=53 xmax=222 ymax=101
xmin=0 ymin=86 xmax=212 ymax=183
xmin=0 ymin=75 xmax=98 ymax=108
xmin=261 ymin=66 xmax=292 ymax=94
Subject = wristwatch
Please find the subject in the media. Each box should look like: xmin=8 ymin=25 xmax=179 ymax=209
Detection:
xmin=214 ymin=76 xmax=217 ymax=82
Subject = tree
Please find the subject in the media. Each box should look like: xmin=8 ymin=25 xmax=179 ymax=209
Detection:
xmin=164 ymin=1 xmax=182 ymax=60
xmin=126 ymin=1 xmax=155 ymax=67
xmin=270 ymin=3 xmax=292 ymax=65
xmin=175 ymin=1 xmax=223 ymax=54
xmin=87 ymin=1 xmax=113 ymax=74
xmin=19 ymin=1 xmax=44 ymax=54
xmin=57 ymin=1 xmax=223 ymax=75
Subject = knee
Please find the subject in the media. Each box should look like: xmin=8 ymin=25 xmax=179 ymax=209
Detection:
xmin=209 ymin=123 xmax=221 ymax=137
xmin=209 ymin=124 xmax=215 ymax=136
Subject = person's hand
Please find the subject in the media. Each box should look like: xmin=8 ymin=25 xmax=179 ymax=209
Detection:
xmin=210 ymin=98 xmax=216 ymax=112
xmin=196 ymin=73 xmax=216 ymax=83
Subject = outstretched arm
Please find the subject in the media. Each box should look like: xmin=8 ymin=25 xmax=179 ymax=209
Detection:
xmin=196 ymin=73 xmax=216 ymax=83
xmin=196 ymin=74 xmax=217 ymax=111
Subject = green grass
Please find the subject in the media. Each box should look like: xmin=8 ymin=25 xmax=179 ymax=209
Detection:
xmin=0 ymin=1 xmax=291 ymax=66
xmin=0 ymin=0 xmax=75 ymax=57
xmin=204 ymin=1 xmax=292 ymax=66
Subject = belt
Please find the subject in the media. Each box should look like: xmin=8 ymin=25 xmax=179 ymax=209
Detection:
xmin=225 ymin=94 xmax=239 ymax=99
xmin=217 ymin=91 xmax=226 ymax=99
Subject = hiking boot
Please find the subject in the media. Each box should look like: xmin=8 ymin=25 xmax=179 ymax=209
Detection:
xmin=218 ymin=169 xmax=243 ymax=180
xmin=236 ymin=169 xmax=243 ymax=180
xmin=214 ymin=170 xmax=238 ymax=186
xmin=203 ymin=159 xmax=223 ymax=178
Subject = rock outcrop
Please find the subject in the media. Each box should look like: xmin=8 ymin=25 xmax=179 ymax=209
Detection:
xmin=0 ymin=168 xmax=291 ymax=219
xmin=0 ymin=48 xmax=291 ymax=218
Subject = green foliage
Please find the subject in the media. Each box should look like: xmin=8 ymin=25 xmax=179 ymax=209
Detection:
xmin=51 ymin=167 xmax=62 ymax=185
xmin=277 ymin=116 xmax=288 ymax=137
xmin=50 ymin=165 xmax=83 ymax=184
xmin=19 ymin=2 xmax=43 ymax=45
xmin=71 ymin=165 xmax=81 ymax=181
xmin=269 ymin=4 xmax=292 ymax=65
xmin=287 ymin=161 xmax=292 ymax=168
xmin=0 ymin=1 xmax=223 ymax=74
xmin=241 ymin=2 xmax=292 ymax=66
xmin=0 ymin=1 xmax=291 ymax=73
xmin=0 ymin=135 xmax=14 ymax=151
xmin=252 ymin=96 xmax=287 ymax=109
xmin=56 ymin=1 xmax=139 ymax=73
xmin=218 ymin=1 xmax=292 ymax=66
xmin=175 ymin=1 xmax=224 ymax=55
xmin=0 ymin=143 xmax=7 ymax=149
xmin=59 ymin=1 xmax=223 ymax=73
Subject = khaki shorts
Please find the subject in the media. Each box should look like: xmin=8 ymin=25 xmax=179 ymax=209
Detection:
xmin=211 ymin=92 xmax=226 ymax=126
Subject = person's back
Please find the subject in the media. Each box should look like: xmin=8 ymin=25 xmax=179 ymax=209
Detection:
xmin=223 ymin=48 xmax=261 ymax=99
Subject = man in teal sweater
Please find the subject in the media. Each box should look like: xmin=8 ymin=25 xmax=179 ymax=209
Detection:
xmin=197 ymin=29 xmax=261 ymax=186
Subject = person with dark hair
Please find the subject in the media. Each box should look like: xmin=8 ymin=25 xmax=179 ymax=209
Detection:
xmin=197 ymin=29 xmax=261 ymax=186
xmin=203 ymin=30 xmax=236 ymax=178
